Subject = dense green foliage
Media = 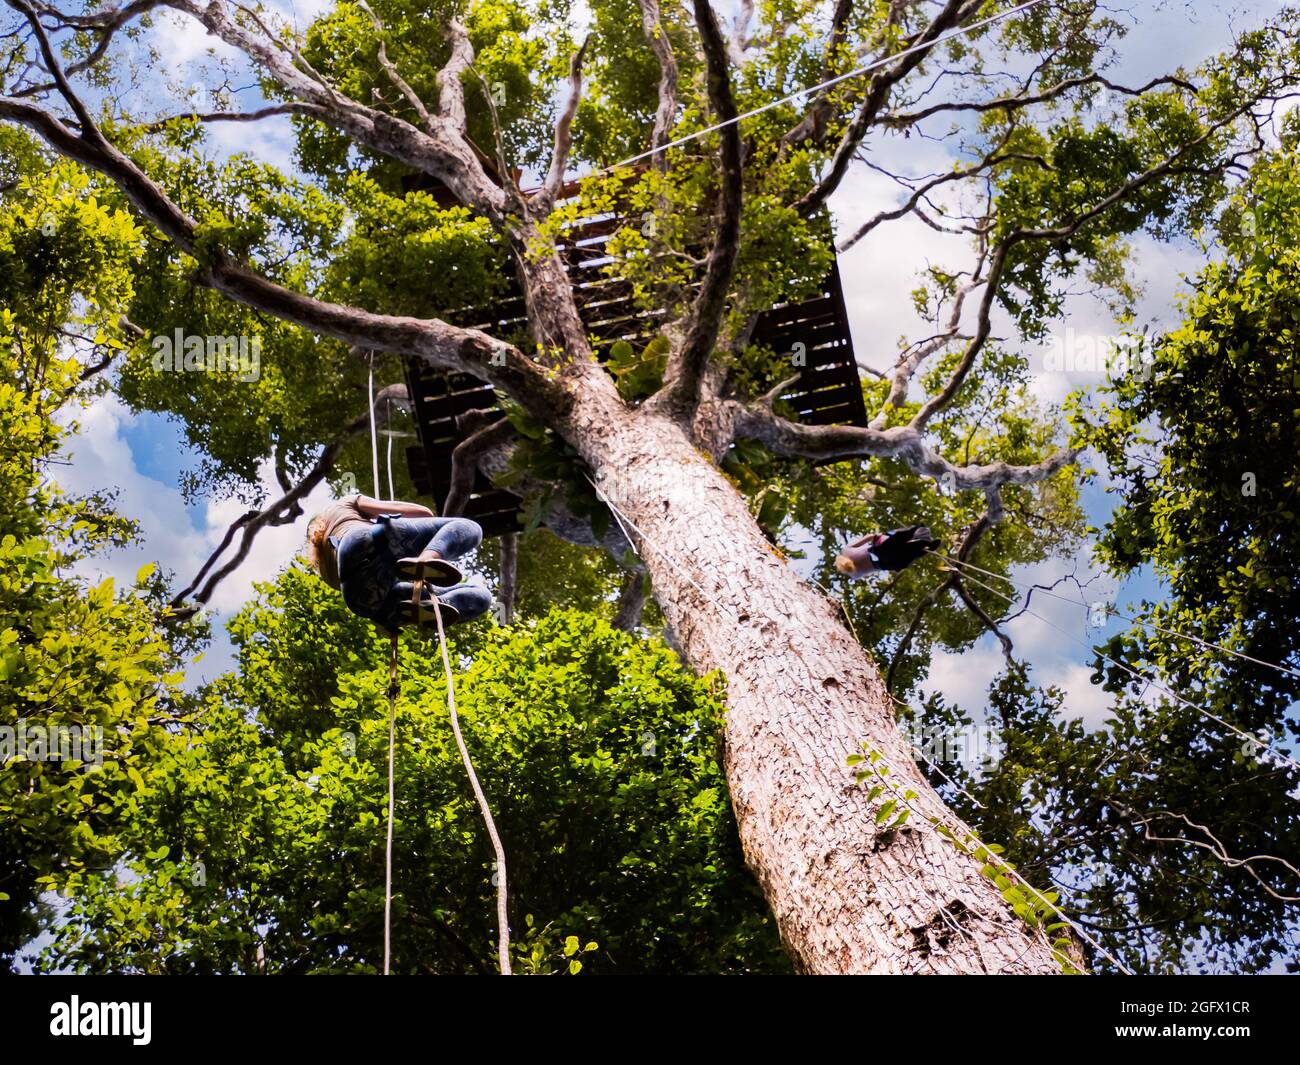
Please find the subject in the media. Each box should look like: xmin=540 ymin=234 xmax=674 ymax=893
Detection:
xmin=41 ymin=586 xmax=787 ymax=974
xmin=4 ymin=0 xmax=1300 ymax=974
xmin=0 ymin=168 xmax=186 ymax=969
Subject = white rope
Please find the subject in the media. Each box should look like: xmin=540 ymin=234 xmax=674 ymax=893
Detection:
xmin=383 ymin=635 xmax=398 ymax=975
xmin=603 ymin=0 xmax=1052 ymax=173
xmin=367 ymin=351 xmax=381 ymax=499
xmin=386 ymin=433 xmax=395 ymax=501
xmin=364 ymin=369 xmax=511 ymax=972
xmin=944 ymin=559 xmax=1300 ymax=775
xmin=430 ymin=592 xmax=512 ymax=974
xmin=587 ymin=470 xmax=1127 ymax=972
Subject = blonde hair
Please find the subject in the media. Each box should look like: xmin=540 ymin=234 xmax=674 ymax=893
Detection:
xmin=305 ymin=511 xmax=331 ymax=571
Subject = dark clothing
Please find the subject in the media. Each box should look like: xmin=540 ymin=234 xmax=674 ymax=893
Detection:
xmin=870 ymin=525 xmax=940 ymax=571
xmin=837 ymin=525 xmax=940 ymax=577
xmin=334 ymin=515 xmax=492 ymax=630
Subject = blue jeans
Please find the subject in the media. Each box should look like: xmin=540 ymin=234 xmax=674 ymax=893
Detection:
xmin=334 ymin=515 xmax=493 ymax=629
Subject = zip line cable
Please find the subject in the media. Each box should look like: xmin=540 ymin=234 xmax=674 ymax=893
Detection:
xmin=943 ymin=558 xmax=1300 ymax=775
xmin=586 ymin=471 xmax=1130 ymax=973
xmin=939 ymin=553 xmax=1300 ymax=683
xmin=603 ymin=0 xmax=1053 ymax=173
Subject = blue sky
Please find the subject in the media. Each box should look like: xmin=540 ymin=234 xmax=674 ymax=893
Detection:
xmin=51 ymin=0 xmax=1275 ymax=719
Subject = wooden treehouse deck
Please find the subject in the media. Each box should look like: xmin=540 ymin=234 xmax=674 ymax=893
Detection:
xmin=402 ymin=181 xmax=867 ymax=538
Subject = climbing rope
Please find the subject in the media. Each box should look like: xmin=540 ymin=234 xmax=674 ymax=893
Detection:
xmin=383 ymin=632 xmax=399 ymax=976
xmin=367 ymin=351 xmax=381 ymax=499
xmin=367 ymin=371 xmax=511 ymax=974
xmin=427 ymin=589 xmax=513 ymax=975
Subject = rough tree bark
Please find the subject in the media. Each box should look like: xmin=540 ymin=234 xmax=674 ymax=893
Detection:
xmin=7 ymin=0 xmax=1280 ymax=974
xmin=559 ymin=364 xmax=1059 ymax=973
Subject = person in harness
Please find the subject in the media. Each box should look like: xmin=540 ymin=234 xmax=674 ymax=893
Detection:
xmin=305 ymin=494 xmax=493 ymax=634
xmin=835 ymin=525 xmax=941 ymax=577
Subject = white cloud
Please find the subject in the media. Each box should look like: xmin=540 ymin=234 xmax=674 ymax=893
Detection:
xmin=53 ymin=394 xmax=335 ymax=685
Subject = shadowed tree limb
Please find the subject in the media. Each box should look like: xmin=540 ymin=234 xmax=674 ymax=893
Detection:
xmin=651 ymin=0 xmax=743 ymax=419
xmin=442 ymin=416 xmax=517 ymax=517
xmin=497 ymin=533 xmax=518 ymax=625
xmin=613 ymin=569 xmax=647 ymax=631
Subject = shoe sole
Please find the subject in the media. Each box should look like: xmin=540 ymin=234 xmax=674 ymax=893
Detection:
xmin=396 ymin=557 xmax=463 ymax=586
xmin=399 ymin=599 xmax=461 ymax=627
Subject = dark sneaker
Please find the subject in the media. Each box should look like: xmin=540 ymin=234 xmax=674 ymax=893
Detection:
xmin=396 ymin=552 xmax=463 ymax=586
xmin=397 ymin=594 xmax=461 ymax=627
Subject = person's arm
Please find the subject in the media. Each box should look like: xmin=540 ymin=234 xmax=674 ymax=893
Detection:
xmin=354 ymin=495 xmax=435 ymax=520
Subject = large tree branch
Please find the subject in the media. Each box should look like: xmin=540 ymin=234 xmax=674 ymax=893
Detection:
xmin=638 ymin=0 xmax=679 ymax=172
xmin=442 ymin=415 xmax=517 ymax=517
xmin=735 ymin=403 xmax=1080 ymax=491
xmin=795 ymin=0 xmax=973 ymax=217
xmin=652 ymin=0 xmax=742 ymax=419
xmin=161 ymin=0 xmax=509 ymax=219
xmin=435 ymin=16 xmax=473 ymax=131
xmin=0 ymin=92 xmax=570 ymax=421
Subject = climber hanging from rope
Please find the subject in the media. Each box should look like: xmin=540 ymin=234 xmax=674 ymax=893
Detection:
xmin=835 ymin=525 xmax=941 ymax=577
xmin=305 ymin=494 xmax=494 ymax=634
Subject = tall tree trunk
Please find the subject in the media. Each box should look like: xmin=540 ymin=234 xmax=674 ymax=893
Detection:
xmin=559 ymin=367 xmax=1063 ymax=974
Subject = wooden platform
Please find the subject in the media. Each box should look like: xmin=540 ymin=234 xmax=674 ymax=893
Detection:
xmin=403 ymin=183 xmax=867 ymax=536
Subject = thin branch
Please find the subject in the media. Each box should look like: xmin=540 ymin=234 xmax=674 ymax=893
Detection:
xmin=638 ymin=0 xmax=679 ymax=171
xmin=734 ymin=402 xmax=1080 ymax=492
xmin=533 ymin=36 xmax=589 ymax=214
xmin=796 ymin=0 xmax=973 ymax=217
xmin=357 ymin=0 xmax=436 ymax=135
xmin=0 ymin=92 xmax=567 ymax=418
xmin=652 ymin=0 xmax=742 ymax=418
xmin=137 ymin=102 xmax=327 ymax=133
xmin=173 ymin=408 xmax=368 ymax=609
